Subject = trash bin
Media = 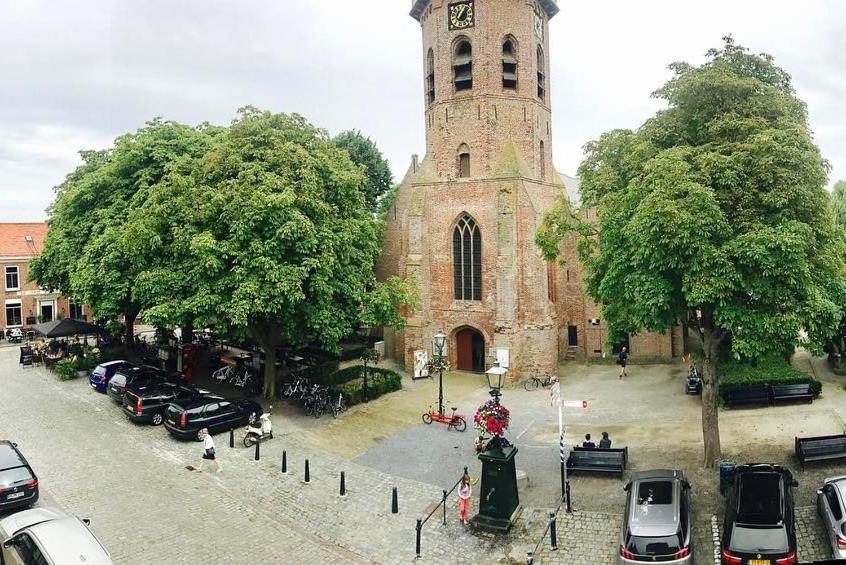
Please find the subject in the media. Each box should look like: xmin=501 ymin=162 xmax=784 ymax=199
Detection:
xmin=719 ymin=460 xmax=736 ymax=496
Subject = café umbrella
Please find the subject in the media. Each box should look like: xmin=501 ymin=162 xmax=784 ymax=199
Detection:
xmin=32 ymin=318 xmax=105 ymax=339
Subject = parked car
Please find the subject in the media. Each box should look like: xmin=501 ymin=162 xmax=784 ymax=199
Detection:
xmin=618 ymin=469 xmax=692 ymax=564
xmin=0 ymin=507 xmax=112 ymax=564
xmin=817 ymin=475 xmax=846 ymax=560
xmin=0 ymin=441 xmax=38 ymax=513
xmin=106 ymin=366 xmax=176 ymax=404
xmin=721 ymin=463 xmax=798 ymax=565
xmin=122 ymin=383 xmax=212 ymax=426
xmin=88 ymin=360 xmax=136 ymax=393
xmin=163 ymin=396 xmax=262 ymax=441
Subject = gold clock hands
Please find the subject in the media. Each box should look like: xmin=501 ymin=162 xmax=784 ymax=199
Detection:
xmin=457 ymin=4 xmax=467 ymax=20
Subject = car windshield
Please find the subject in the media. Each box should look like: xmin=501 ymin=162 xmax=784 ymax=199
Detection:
xmin=730 ymin=524 xmax=788 ymax=553
xmin=0 ymin=467 xmax=32 ymax=488
xmin=92 ymin=366 xmax=106 ymax=376
xmin=111 ymin=374 xmax=127 ymax=386
xmin=0 ymin=447 xmax=23 ymax=469
xmin=738 ymin=474 xmax=782 ymax=522
xmin=637 ymin=481 xmax=673 ymax=505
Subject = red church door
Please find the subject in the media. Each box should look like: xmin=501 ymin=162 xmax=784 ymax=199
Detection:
xmin=456 ymin=328 xmax=485 ymax=372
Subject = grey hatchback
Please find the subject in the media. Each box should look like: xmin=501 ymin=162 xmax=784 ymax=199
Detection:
xmin=619 ymin=469 xmax=693 ymax=564
xmin=817 ymin=475 xmax=846 ymax=560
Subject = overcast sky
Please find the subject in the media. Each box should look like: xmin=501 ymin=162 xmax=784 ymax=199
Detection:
xmin=1 ymin=0 xmax=844 ymax=221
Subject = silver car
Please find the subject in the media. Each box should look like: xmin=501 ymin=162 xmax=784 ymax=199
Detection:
xmin=619 ymin=469 xmax=693 ymax=565
xmin=0 ymin=507 xmax=112 ymax=565
xmin=817 ymin=475 xmax=846 ymax=560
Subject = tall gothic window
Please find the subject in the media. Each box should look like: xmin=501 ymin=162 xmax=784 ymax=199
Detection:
xmin=537 ymin=46 xmax=546 ymax=101
xmin=426 ymin=49 xmax=435 ymax=105
xmin=453 ymin=40 xmax=473 ymax=91
xmin=502 ymin=38 xmax=517 ymax=89
xmin=453 ymin=214 xmax=482 ymax=301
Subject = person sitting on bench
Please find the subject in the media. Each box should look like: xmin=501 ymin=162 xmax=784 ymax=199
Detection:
xmin=599 ymin=431 xmax=612 ymax=448
xmin=582 ymin=433 xmax=596 ymax=448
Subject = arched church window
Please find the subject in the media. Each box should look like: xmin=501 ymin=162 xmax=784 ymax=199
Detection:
xmin=537 ymin=46 xmax=546 ymax=101
xmin=453 ymin=214 xmax=482 ymax=301
xmin=426 ymin=49 xmax=435 ymax=105
xmin=453 ymin=40 xmax=473 ymax=91
xmin=502 ymin=38 xmax=518 ymax=89
xmin=458 ymin=143 xmax=470 ymax=178
xmin=539 ymin=140 xmax=546 ymax=178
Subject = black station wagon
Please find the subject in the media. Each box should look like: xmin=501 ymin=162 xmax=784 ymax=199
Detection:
xmin=0 ymin=441 xmax=38 ymax=512
xmin=163 ymin=396 xmax=262 ymax=441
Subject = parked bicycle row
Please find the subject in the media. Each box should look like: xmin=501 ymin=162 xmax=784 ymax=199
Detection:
xmin=278 ymin=378 xmax=347 ymax=419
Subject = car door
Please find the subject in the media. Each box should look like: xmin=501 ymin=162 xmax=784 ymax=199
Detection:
xmin=201 ymin=403 xmax=222 ymax=432
xmin=216 ymin=402 xmax=239 ymax=430
xmin=823 ymin=485 xmax=844 ymax=551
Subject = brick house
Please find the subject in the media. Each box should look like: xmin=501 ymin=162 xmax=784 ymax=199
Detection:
xmin=1 ymin=223 xmax=86 ymax=333
xmin=377 ymin=0 xmax=680 ymax=378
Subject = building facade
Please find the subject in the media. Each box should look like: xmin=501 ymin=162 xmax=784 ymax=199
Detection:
xmin=377 ymin=0 xmax=678 ymax=378
xmin=1 ymin=223 xmax=86 ymax=333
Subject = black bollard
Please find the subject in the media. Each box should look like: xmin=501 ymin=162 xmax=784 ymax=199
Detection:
xmin=229 ymin=428 xmax=234 ymax=448
xmin=442 ymin=489 xmax=447 ymax=525
xmin=391 ymin=486 xmax=399 ymax=514
xmin=415 ymin=518 xmax=422 ymax=557
xmin=304 ymin=459 xmax=310 ymax=483
xmin=549 ymin=512 xmax=558 ymax=550
xmin=340 ymin=471 xmax=346 ymax=497
xmin=565 ymin=481 xmax=572 ymax=513
xmin=254 ymin=439 xmax=260 ymax=461
xmin=281 ymin=450 xmax=287 ymax=473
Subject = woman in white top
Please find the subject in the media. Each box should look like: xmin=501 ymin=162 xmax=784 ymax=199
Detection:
xmin=199 ymin=428 xmax=221 ymax=473
xmin=457 ymin=474 xmax=472 ymax=525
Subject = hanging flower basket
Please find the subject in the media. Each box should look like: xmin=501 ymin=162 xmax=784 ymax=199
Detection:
xmin=473 ymin=399 xmax=510 ymax=438
xmin=426 ymin=356 xmax=450 ymax=374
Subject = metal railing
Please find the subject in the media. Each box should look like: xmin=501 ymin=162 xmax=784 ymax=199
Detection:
xmin=526 ymin=495 xmax=566 ymax=564
xmin=414 ymin=466 xmax=468 ymax=558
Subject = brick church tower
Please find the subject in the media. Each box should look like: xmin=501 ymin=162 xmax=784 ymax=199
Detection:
xmin=378 ymin=0 xmax=566 ymax=380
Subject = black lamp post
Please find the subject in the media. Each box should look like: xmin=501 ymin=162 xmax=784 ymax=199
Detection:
xmin=433 ymin=330 xmax=446 ymax=416
xmin=358 ymin=324 xmax=372 ymax=402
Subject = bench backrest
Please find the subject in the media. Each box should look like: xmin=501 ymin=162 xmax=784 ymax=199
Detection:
xmin=726 ymin=386 xmax=768 ymax=399
xmin=796 ymin=435 xmax=846 ymax=455
xmin=772 ymin=384 xmax=812 ymax=394
xmin=569 ymin=447 xmax=627 ymax=467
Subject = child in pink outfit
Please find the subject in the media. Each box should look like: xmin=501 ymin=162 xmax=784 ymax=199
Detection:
xmin=458 ymin=474 xmax=472 ymax=525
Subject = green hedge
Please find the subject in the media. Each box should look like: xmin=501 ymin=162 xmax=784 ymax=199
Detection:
xmin=719 ymin=356 xmax=822 ymax=399
xmin=293 ymin=360 xmax=340 ymax=385
xmin=332 ymin=366 xmax=402 ymax=406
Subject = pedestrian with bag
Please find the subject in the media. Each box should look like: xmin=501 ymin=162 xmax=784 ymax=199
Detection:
xmin=198 ymin=428 xmax=221 ymax=473
xmin=458 ymin=473 xmax=472 ymax=525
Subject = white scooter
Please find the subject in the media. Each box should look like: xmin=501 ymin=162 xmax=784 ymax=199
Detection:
xmin=243 ymin=413 xmax=273 ymax=447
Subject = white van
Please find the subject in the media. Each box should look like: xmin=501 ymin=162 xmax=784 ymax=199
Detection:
xmin=0 ymin=507 xmax=112 ymax=565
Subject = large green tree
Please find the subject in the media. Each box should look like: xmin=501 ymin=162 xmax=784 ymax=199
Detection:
xmin=333 ymin=129 xmax=393 ymax=212
xmin=31 ymin=120 xmax=210 ymax=344
xmin=186 ymin=109 xmax=412 ymax=400
xmin=537 ymin=38 xmax=846 ymax=467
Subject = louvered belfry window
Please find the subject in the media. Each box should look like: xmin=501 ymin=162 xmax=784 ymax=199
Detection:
xmin=453 ymin=40 xmax=473 ymax=91
xmin=453 ymin=214 xmax=482 ymax=301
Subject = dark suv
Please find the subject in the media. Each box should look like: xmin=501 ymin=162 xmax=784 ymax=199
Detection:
xmin=164 ymin=396 xmax=262 ymax=441
xmin=106 ymin=366 xmax=176 ymax=403
xmin=619 ymin=469 xmax=693 ymax=564
xmin=721 ymin=464 xmax=798 ymax=565
xmin=0 ymin=441 xmax=38 ymax=512
xmin=123 ymin=383 xmax=211 ymax=426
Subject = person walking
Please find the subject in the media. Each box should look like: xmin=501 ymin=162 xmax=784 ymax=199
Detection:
xmin=618 ymin=347 xmax=629 ymax=379
xmin=599 ymin=431 xmax=612 ymax=448
xmin=198 ymin=428 xmax=221 ymax=473
xmin=458 ymin=474 xmax=472 ymax=525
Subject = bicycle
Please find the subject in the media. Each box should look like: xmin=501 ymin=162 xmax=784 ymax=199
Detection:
xmin=523 ymin=369 xmax=556 ymax=391
xmin=422 ymin=405 xmax=467 ymax=432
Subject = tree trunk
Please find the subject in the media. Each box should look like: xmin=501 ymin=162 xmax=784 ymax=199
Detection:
xmin=262 ymin=346 xmax=277 ymax=402
xmin=700 ymin=324 xmax=722 ymax=468
xmin=125 ymin=311 xmax=138 ymax=346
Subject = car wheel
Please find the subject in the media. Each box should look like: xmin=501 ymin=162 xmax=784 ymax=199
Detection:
xmin=151 ymin=413 xmax=164 ymax=426
xmin=248 ymin=412 xmax=258 ymax=426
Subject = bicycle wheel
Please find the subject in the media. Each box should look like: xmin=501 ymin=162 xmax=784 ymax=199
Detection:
xmin=451 ymin=416 xmax=467 ymax=432
xmin=422 ymin=413 xmax=433 ymax=424
xmin=523 ymin=378 xmax=539 ymax=391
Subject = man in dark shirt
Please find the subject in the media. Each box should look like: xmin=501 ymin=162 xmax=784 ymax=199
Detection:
xmin=599 ymin=431 xmax=612 ymax=448
xmin=618 ymin=347 xmax=629 ymax=379
xmin=582 ymin=433 xmax=596 ymax=448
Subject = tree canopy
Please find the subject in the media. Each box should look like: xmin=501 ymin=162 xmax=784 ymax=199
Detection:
xmin=333 ymin=129 xmax=393 ymax=212
xmin=537 ymin=37 xmax=846 ymax=466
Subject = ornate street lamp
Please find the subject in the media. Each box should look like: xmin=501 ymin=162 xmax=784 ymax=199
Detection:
xmin=433 ymin=330 xmax=446 ymax=416
xmin=485 ymin=362 xmax=506 ymax=404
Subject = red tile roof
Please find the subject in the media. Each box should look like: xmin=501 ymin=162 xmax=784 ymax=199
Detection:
xmin=0 ymin=222 xmax=48 ymax=258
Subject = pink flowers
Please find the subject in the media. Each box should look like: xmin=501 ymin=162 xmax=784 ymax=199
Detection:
xmin=473 ymin=400 xmax=510 ymax=438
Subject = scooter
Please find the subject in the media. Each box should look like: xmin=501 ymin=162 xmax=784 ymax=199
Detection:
xmin=685 ymin=366 xmax=702 ymax=395
xmin=243 ymin=413 xmax=273 ymax=447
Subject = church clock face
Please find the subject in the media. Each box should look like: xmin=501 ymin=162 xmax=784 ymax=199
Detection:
xmin=448 ymin=1 xmax=475 ymax=30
